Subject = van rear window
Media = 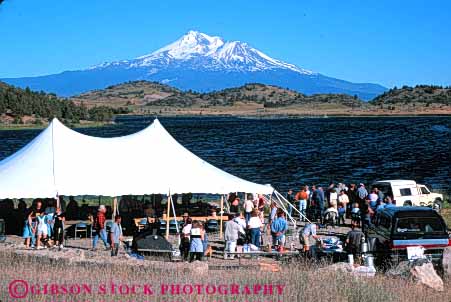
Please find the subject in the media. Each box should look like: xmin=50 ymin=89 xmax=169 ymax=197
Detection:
xmin=394 ymin=217 xmax=446 ymax=234
xmin=399 ymin=188 xmax=413 ymax=196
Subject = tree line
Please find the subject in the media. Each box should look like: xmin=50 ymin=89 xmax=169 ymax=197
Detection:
xmin=0 ymin=83 xmax=129 ymax=124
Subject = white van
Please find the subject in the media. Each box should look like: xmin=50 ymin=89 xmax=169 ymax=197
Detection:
xmin=371 ymin=180 xmax=444 ymax=209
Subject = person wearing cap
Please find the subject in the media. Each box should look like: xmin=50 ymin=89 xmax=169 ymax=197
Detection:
xmin=92 ymin=205 xmax=110 ymax=250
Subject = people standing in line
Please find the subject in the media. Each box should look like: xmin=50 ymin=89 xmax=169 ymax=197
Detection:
xmin=229 ymin=197 xmax=240 ymax=214
xmin=233 ymin=212 xmax=247 ymax=230
xmin=53 ymin=207 xmax=65 ymax=250
xmin=329 ymin=188 xmax=338 ymax=210
xmin=271 ymin=209 xmax=287 ymax=248
xmin=361 ymin=198 xmax=374 ymax=233
xmin=351 ymin=202 xmax=361 ymax=226
xmin=180 ymin=217 xmax=192 ymax=261
xmin=181 ymin=213 xmax=191 ymax=228
xmin=286 ymin=189 xmax=295 ymax=218
xmin=305 ymin=185 xmax=311 ymax=205
xmin=36 ymin=212 xmax=49 ymax=249
xmin=92 ymin=205 xmax=110 ymax=251
xmin=248 ymin=209 xmax=263 ymax=249
xmin=338 ymin=183 xmax=348 ymax=193
xmin=224 ymin=213 xmax=245 ymax=259
xmin=257 ymin=195 xmax=265 ymax=215
xmin=110 ymin=215 xmax=123 ymax=256
xmin=189 ymin=220 xmax=205 ymax=262
xmin=295 ymin=187 xmax=308 ymax=221
xmin=374 ymin=187 xmax=385 ymax=204
xmin=308 ymin=185 xmax=316 ymax=217
xmin=200 ymin=222 xmax=209 ymax=256
xmin=368 ymin=189 xmax=378 ymax=210
xmin=357 ymin=183 xmax=368 ymax=205
xmin=338 ymin=190 xmax=349 ymax=213
xmin=345 ymin=221 xmax=364 ymax=259
xmin=338 ymin=204 xmax=346 ymax=226
xmin=314 ymin=186 xmax=325 ymax=223
xmin=347 ymin=184 xmax=359 ymax=218
xmin=244 ymin=197 xmax=254 ymax=224
xmin=326 ymin=183 xmax=336 ymax=205
xmin=23 ymin=209 xmax=36 ymax=249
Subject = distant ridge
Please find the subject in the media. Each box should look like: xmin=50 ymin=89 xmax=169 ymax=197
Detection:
xmin=2 ymin=30 xmax=387 ymax=99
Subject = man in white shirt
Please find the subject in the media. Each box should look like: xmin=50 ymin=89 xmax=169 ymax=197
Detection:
xmin=244 ymin=198 xmax=255 ymax=224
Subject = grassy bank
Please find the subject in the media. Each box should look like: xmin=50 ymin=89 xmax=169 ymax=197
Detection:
xmin=0 ymin=249 xmax=450 ymax=301
xmin=0 ymin=121 xmax=113 ymax=131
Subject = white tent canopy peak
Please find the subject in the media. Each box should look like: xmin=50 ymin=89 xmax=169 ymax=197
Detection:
xmin=0 ymin=118 xmax=273 ymax=198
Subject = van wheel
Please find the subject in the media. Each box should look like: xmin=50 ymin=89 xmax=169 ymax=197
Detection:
xmin=403 ymin=200 xmax=412 ymax=206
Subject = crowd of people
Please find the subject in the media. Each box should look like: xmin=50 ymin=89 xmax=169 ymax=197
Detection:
xmin=286 ymin=182 xmax=395 ymax=231
xmin=18 ymin=198 xmax=125 ymax=257
xmin=21 ymin=199 xmax=65 ymax=250
xmin=10 ymin=181 xmax=395 ymax=262
xmin=221 ymin=194 xmax=289 ymax=259
xmin=179 ymin=214 xmax=210 ymax=262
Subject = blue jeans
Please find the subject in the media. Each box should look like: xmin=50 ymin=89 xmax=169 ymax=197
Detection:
xmin=92 ymin=228 xmax=109 ymax=249
xmin=245 ymin=212 xmax=251 ymax=224
xmin=287 ymin=204 xmax=293 ymax=217
xmin=250 ymin=228 xmax=261 ymax=248
xmin=299 ymin=200 xmax=307 ymax=220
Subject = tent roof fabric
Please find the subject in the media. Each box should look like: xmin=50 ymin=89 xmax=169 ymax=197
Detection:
xmin=0 ymin=118 xmax=273 ymax=198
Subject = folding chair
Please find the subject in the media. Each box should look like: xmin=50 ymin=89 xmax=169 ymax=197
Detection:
xmin=74 ymin=223 xmax=88 ymax=239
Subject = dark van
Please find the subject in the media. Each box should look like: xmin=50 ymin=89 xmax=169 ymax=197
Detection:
xmin=367 ymin=207 xmax=450 ymax=268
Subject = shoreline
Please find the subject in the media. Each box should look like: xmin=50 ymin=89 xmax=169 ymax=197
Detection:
xmin=0 ymin=121 xmax=113 ymax=131
xmin=1 ymin=112 xmax=450 ymax=130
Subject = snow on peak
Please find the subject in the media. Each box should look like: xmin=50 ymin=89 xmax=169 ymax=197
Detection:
xmin=137 ymin=30 xmax=224 ymax=61
xmin=93 ymin=31 xmax=314 ymax=74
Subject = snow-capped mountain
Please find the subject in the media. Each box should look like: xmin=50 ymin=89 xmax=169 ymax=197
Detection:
xmin=2 ymin=30 xmax=386 ymax=99
xmin=92 ymin=30 xmax=312 ymax=74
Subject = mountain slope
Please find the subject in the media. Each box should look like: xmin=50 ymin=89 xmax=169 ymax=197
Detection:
xmin=72 ymin=81 xmax=366 ymax=110
xmin=370 ymin=85 xmax=451 ymax=106
xmin=0 ymin=81 xmax=123 ymax=124
xmin=2 ymin=31 xmax=387 ymax=100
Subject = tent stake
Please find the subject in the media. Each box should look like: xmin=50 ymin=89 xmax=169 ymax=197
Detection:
xmin=219 ymin=195 xmax=224 ymax=239
xmin=165 ymin=192 xmax=171 ymax=239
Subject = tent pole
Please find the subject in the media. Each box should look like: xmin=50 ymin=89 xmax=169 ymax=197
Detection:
xmin=275 ymin=190 xmax=310 ymax=223
xmin=169 ymin=194 xmax=180 ymax=246
xmin=112 ymin=197 xmax=117 ymax=221
xmin=219 ymin=195 xmax=224 ymax=239
xmin=165 ymin=192 xmax=171 ymax=239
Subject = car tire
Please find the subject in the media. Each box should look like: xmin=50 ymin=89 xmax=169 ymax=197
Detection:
xmin=403 ymin=200 xmax=412 ymax=206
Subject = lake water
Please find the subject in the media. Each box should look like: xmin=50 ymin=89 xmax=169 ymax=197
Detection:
xmin=0 ymin=116 xmax=450 ymax=195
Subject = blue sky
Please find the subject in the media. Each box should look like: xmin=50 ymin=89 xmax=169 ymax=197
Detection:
xmin=0 ymin=0 xmax=450 ymax=88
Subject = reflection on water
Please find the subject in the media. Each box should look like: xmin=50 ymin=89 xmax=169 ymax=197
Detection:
xmin=0 ymin=116 xmax=450 ymax=195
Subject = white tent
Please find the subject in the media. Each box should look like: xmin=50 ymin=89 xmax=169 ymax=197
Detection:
xmin=0 ymin=118 xmax=274 ymax=199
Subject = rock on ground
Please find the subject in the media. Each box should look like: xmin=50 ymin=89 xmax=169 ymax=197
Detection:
xmin=442 ymin=247 xmax=451 ymax=276
xmin=411 ymin=262 xmax=444 ymax=292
